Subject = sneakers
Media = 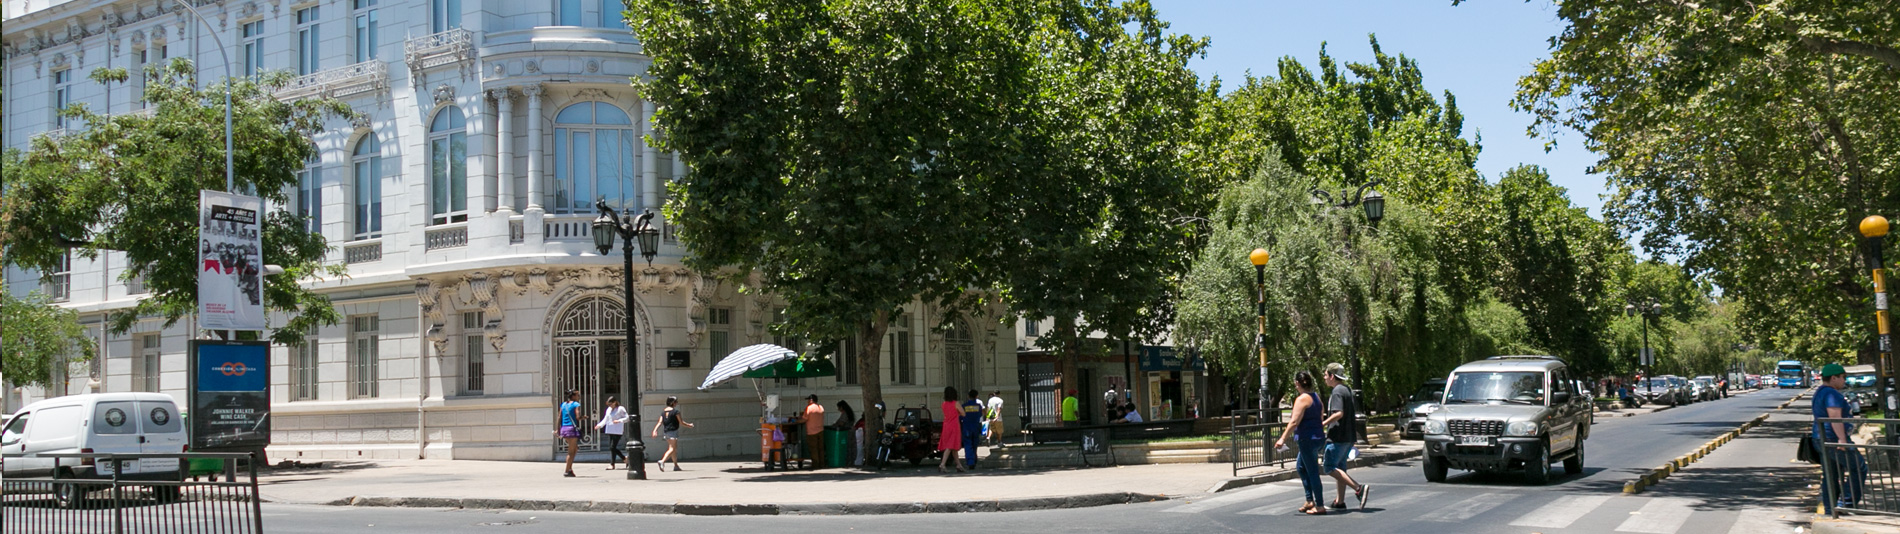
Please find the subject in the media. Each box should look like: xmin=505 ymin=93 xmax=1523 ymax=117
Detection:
xmin=1358 ymin=485 xmax=1372 ymax=510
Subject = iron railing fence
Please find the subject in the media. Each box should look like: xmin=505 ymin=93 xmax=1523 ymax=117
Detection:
xmin=2 ymin=452 xmax=262 ymax=534
xmin=1229 ymin=409 xmax=1289 ymax=476
xmin=1818 ymin=418 xmax=1900 ymax=518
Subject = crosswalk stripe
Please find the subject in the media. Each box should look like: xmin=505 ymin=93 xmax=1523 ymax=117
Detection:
xmin=1616 ymin=497 xmax=1697 ymax=533
xmin=1510 ymin=495 xmax=1614 ymax=529
xmin=1161 ymin=483 xmax=1298 ymax=514
xmin=1725 ymin=508 xmax=1792 ymax=534
xmin=1236 ymin=496 xmax=1311 ymax=516
xmin=1419 ymin=493 xmax=1519 ymax=522
xmin=1364 ymin=489 xmax=1440 ymax=510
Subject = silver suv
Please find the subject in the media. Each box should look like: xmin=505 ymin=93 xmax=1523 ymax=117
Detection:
xmin=1421 ymin=356 xmax=1592 ymax=484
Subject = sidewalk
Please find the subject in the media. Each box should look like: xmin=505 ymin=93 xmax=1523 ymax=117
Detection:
xmin=259 ymin=441 xmax=1421 ymax=515
xmin=1640 ymin=394 xmax=1820 ymax=533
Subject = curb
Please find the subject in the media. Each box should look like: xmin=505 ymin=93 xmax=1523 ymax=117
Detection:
xmin=324 ymin=491 xmax=1171 ymax=516
xmin=1209 ymin=446 xmax=1424 ymax=493
xmin=1623 ymin=412 xmax=1769 ymax=494
xmin=1779 ymin=392 xmax=1809 ymax=410
xmin=1601 ymin=404 xmax=1674 ymax=418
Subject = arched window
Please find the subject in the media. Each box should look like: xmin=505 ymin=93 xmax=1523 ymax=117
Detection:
xmin=296 ymin=154 xmax=323 ymax=235
xmin=552 ymin=101 xmax=638 ymax=214
xmin=352 ymin=133 xmax=383 ymax=240
xmin=429 ymin=107 xmax=468 ymax=225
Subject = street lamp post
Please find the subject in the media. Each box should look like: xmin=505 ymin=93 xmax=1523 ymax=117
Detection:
xmin=1625 ymin=301 xmax=1660 ymax=396
xmin=1312 ymin=182 xmax=1385 ymax=402
xmin=592 ymin=200 xmax=660 ymax=480
xmin=1250 ymin=248 xmax=1271 ymax=422
xmin=1860 ymin=215 xmax=1892 ymax=440
xmin=168 ymin=0 xmax=235 ymax=194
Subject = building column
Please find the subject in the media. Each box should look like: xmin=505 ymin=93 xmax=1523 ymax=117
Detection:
xmin=491 ymin=88 xmax=516 ymax=213
xmin=524 ymin=84 xmax=545 ymax=213
xmin=642 ymin=101 xmax=660 ymax=213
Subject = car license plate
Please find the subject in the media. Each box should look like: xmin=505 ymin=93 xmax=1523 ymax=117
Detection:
xmin=1457 ymin=435 xmax=1491 ymax=446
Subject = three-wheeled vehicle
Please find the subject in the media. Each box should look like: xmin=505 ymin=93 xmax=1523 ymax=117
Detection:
xmin=873 ymin=405 xmax=942 ymax=469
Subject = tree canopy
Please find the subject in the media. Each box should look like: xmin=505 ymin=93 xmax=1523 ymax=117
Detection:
xmin=0 ymin=61 xmax=349 ymax=345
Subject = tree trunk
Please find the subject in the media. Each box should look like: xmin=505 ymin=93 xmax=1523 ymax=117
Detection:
xmin=856 ymin=310 xmax=890 ymax=467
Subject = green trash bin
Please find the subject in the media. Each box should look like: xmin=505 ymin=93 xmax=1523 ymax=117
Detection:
xmin=823 ymin=429 xmax=848 ymax=468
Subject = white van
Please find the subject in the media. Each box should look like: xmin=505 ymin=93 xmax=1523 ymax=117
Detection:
xmin=2 ymin=392 xmax=188 ymax=503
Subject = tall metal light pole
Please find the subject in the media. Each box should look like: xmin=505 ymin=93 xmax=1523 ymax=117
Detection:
xmin=1626 ymin=301 xmax=1660 ymax=396
xmin=593 ymin=201 xmax=660 ymax=480
xmin=1250 ymin=248 xmax=1271 ymax=422
xmin=1312 ymin=182 xmax=1384 ymax=402
xmin=1860 ymin=215 xmax=1892 ymax=441
xmin=169 ymin=0 xmax=235 ymax=193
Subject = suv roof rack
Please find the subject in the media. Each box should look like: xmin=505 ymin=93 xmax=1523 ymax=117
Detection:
xmin=1484 ymin=355 xmax=1562 ymax=361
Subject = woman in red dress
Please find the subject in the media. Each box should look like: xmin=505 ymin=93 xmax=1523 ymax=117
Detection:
xmin=937 ymin=386 xmax=964 ymax=473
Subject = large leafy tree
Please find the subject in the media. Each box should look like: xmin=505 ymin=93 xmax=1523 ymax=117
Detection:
xmin=0 ymin=62 xmax=349 ymax=345
xmin=1511 ymin=0 xmax=1899 ymax=361
xmin=0 ymin=286 xmax=94 ymax=389
xmin=1493 ymin=165 xmax=1625 ymax=377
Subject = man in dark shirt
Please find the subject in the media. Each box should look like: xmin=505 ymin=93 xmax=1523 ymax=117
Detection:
xmin=961 ymin=389 xmax=985 ymax=469
xmin=1322 ymin=363 xmax=1369 ymax=510
xmin=1814 ymin=363 xmax=1866 ymax=513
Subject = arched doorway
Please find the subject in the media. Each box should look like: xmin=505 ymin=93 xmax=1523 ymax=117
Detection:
xmin=944 ymin=318 xmax=977 ymax=391
xmin=550 ymin=296 xmax=628 ymax=452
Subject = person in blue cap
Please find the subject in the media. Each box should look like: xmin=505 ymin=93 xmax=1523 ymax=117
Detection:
xmin=961 ymin=389 xmax=985 ymax=469
xmin=1813 ymin=363 xmax=1867 ymax=513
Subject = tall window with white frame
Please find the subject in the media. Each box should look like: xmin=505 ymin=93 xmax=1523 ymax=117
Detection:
xmin=599 ymin=0 xmax=629 ymax=28
xmin=463 ymin=312 xmax=484 ymax=395
xmin=296 ymin=6 xmax=321 ymax=75
xmin=1023 ymin=318 xmax=1039 ymax=338
xmin=294 ymin=324 xmax=319 ymax=401
xmin=431 ymin=0 xmax=462 ymax=34
xmin=241 ymin=20 xmax=265 ymax=77
xmin=353 ymin=0 xmax=379 ymax=64
xmin=135 ymin=334 xmax=162 ymax=392
xmin=349 ymin=315 xmax=380 ymax=398
xmin=51 ymin=68 xmax=73 ymax=128
xmin=132 ymin=47 xmax=149 ymax=108
xmin=43 ymin=250 xmax=71 ymax=301
xmin=352 ymin=133 xmax=382 ymax=240
xmin=552 ymin=102 xmax=638 ymax=214
xmin=708 ymin=308 xmax=731 ymax=388
xmin=296 ymin=155 xmax=323 ymax=235
xmin=558 ymin=0 xmax=582 ymax=26
xmin=429 ymin=108 xmax=468 ymax=225
xmin=836 ymin=337 xmax=858 ymax=385
xmin=890 ymin=314 xmax=912 ymax=385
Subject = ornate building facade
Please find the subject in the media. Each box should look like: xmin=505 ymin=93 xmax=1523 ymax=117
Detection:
xmin=3 ymin=0 xmax=1018 ymax=461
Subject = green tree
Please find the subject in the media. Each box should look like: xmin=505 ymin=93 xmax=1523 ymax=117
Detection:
xmin=0 ymin=287 xmax=94 ymax=389
xmin=1493 ymin=165 xmax=1626 ymax=377
xmin=0 ymin=61 xmax=350 ymax=345
xmin=1511 ymin=0 xmax=1899 ymax=362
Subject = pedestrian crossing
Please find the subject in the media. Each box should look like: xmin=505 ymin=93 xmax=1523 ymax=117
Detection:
xmin=1158 ymin=483 xmax=1799 ymax=533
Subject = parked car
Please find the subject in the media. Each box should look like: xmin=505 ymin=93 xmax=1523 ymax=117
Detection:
xmin=1402 ymin=379 xmax=1449 ymax=440
xmin=1666 ymin=376 xmax=1697 ymax=404
xmin=1844 ymin=365 xmax=1879 ymax=415
xmin=1421 ymin=355 xmax=1592 ymax=485
xmin=2 ymin=393 xmax=187 ymax=508
xmin=1636 ymin=377 xmax=1682 ymax=406
xmin=1692 ymin=376 xmax=1719 ymax=402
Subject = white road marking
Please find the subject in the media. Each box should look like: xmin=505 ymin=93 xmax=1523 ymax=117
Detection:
xmin=1419 ymin=492 xmax=1519 ymax=522
xmin=1161 ymin=483 xmax=1298 ymax=514
xmin=1510 ymin=494 xmax=1614 ymax=529
xmin=1616 ymin=497 xmax=1697 ymax=533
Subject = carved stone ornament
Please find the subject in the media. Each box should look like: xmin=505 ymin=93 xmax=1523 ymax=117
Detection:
xmin=586 ymin=60 xmax=600 ymax=73
xmin=574 ymin=88 xmax=610 ymax=101
xmin=50 ymin=53 xmax=71 ymax=71
xmin=463 ymin=272 xmax=508 ymax=351
xmin=241 ymin=2 xmax=260 ymax=18
xmin=521 ymin=84 xmax=545 ymax=99
xmin=417 ymin=279 xmax=450 ymax=355
xmin=525 ymin=60 xmax=539 ymax=74
xmin=491 ymin=62 xmax=505 ymax=78
xmin=433 ymin=84 xmax=456 ymax=105
xmin=131 ymin=31 xmax=146 ymax=47
xmin=351 ymin=114 xmax=373 ymax=131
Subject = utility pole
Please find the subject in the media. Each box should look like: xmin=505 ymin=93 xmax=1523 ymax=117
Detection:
xmin=1861 ymin=215 xmax=1892 ymax=444
xmin=1251 ymin=249 xmax=1271 ymax=422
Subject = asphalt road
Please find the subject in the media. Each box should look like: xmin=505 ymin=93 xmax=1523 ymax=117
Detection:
xmin=256 ymin=388 xmax=1812 ymax=534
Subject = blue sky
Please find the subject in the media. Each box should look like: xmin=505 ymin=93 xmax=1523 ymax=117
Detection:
xmin=1150 ymin=0 xmax=1606 ymax=218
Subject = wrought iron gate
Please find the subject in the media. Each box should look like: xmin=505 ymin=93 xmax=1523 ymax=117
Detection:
xmin=551 ymin=296 xmax=628 ymax=453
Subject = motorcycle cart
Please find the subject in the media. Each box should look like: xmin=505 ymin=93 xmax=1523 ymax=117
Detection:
xmin=873 ymin=405 xmax=942 ymax=469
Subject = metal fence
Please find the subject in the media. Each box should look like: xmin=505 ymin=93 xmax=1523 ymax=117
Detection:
xmin=1817 ymin=418 xmax=1900 ymax=518
xmin=1229 ymin=409 xmax=1289 ymax=476
xmin=2 ymin=452 xmax=263 ymax=534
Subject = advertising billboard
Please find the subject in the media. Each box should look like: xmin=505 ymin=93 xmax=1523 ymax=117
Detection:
xmin=188 ymin=340 xmax=272 ymax=451
xmin=199 ymin=190 xmax=266 ymax=330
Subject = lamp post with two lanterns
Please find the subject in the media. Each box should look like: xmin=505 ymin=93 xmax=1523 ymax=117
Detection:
xmin=1311 ymin=182 xmax=1385 ymax=406
xmin=592 ymin=200 xmax=661 ymax=480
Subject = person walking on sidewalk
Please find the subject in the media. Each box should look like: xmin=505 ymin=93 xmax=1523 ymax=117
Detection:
xmin=799 ymin=395 xmax=826 ymax=469
xmin=938 ymin=387 xmax=965 ymax=473
xmin=961 ymin=389 xmax=984 ymax=469
xmin=1061 ymin=389 xmax=1080 ymax=427
xmin=556 ymin=389 xmax=583 ymax=477
xmin=1322 ymin=363 xmax=1370 ymax=510
xmin=986 ymin=391 xmax=1005 ymax=444
xmin=595 ymin=397 xmax=630 ymax=470
xmin=1813 ymin=363 xmax=1867 ymax=513
xmin=652 ymin=396 xmax=695 ymax=471
xmin=1275 ymin=371 xmax=1329 ymax=515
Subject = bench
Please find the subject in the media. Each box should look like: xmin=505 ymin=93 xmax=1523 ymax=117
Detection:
xmin=1027 ymin=419 xmax=1198 ymax=445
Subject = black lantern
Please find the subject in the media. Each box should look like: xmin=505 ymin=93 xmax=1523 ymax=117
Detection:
xmin=592 ymin=213 xmax=618 ymax=256
xmin=591 ymin=199 xmax=662 ymax=480
xmin=636 ymin=223 xmax=661 ymax=266
xmin=1362 ymin=190 xmax=1385 ymax=225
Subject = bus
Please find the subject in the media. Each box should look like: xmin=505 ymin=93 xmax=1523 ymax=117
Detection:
xmin=1777 ymin=360 xmax=1811 ymax=388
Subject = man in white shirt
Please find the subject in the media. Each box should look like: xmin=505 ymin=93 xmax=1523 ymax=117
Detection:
xmin=986 ymin=391 xmax=1005 ymax=444
xmin=1114 ymin=404 xmax=1143 ymax=424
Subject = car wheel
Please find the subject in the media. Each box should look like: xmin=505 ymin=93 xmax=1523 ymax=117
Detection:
xmin=1524 ymin=444 xmax=1552 ymax=485
xmin=1423 ymin=454 xmax=1448 ymax=483
xmin=1564 ymin=440 xmax=1585 ymax=475
xmin=53 ymin=470 xmax=87 ymax=510
xmin=153 ymin=485 xmax=183 ymax=504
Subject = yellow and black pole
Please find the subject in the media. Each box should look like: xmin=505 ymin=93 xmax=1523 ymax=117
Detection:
xmin=1251 ymin=248 xmax=1271 ymax=422
xmin=1863 ymin=215 xmax=1892 ymax=444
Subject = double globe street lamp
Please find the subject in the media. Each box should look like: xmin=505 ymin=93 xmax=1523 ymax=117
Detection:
xmin=1311 ymin=181 xmax=1385 ymax=408
xmin=591 ymin=200 xmax=661 ymax=480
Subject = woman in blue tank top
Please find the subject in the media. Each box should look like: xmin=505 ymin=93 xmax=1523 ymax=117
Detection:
xmin=1275 ymin=370 xmax=1329 ymax=515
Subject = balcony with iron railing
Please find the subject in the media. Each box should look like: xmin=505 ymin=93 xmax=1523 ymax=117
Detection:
xmin=277 ymin=61 xmax=387 ymax=101
xmin=406 ymin=28 xmax=475 ymax=75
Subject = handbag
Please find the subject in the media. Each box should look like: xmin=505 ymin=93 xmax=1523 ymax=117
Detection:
xmin=1797 ymin=434 xmax=1819 ymax=464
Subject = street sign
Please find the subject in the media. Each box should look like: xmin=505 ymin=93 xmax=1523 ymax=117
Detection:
xmin=1640 ymin=348 xmax=1655 ymax=366
xmin=198 ymin=190 xmax=266 ymax=330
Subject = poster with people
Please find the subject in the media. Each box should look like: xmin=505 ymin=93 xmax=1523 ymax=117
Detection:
xmin=198 ymin=190 xmax=265 ymax=330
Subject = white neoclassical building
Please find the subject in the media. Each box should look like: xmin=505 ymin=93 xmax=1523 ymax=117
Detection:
xmin=2 ymin=0 xmax=1019 ymax=461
